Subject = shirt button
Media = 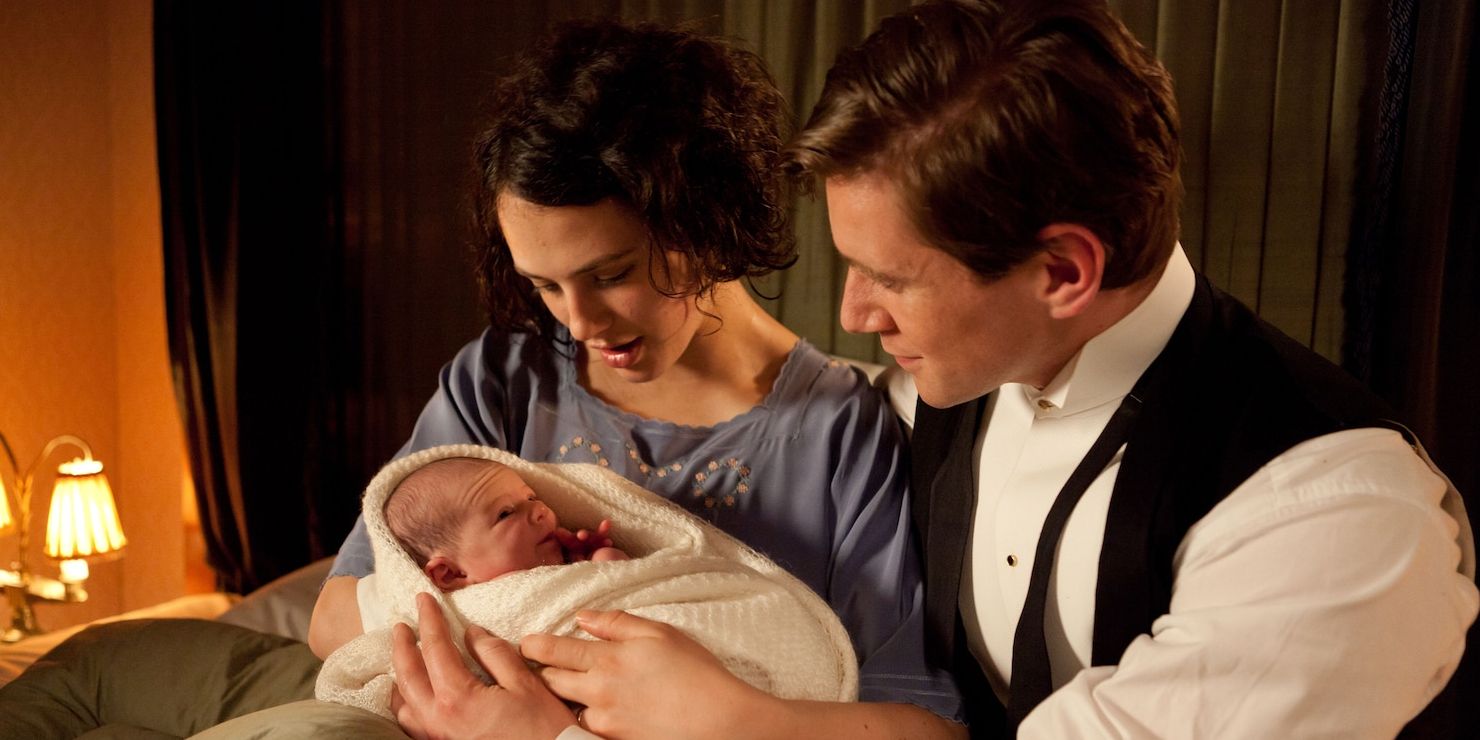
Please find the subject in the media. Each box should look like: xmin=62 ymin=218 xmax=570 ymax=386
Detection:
xmin=1036 ymin=399 xmax=1054 ymax=410
xmin=1006 ymin=554 xmax=1018 ymax=567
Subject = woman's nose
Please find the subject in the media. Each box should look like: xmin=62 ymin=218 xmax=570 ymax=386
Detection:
xmin=563 ymin=290 xmax=610 ymax=342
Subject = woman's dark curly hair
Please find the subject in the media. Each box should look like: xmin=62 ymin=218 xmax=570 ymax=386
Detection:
xmin=472 ymin=19 xmax=795 ymax=337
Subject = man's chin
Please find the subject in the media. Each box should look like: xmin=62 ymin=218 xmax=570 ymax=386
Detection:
xmin=913 ymin=376 xmax=988 ymax=410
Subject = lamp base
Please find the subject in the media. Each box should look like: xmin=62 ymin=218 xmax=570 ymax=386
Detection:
xmin=3 ymin=589 xmax=41 ymax=643
xmin=0 ymin=566 xmax=89 ymax=642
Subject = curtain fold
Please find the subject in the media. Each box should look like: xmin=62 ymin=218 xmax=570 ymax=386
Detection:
xmin=156 ymin=0 xmax=360 ymax=593
xmin=1342 ymin=2 xmax=1478 ymax=732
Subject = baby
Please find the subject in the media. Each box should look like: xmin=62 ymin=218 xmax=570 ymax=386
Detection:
xmin=318 ymin=444 xmax=859 ymax=717
xmin=384 ymin=456 xmax=628 ymax=591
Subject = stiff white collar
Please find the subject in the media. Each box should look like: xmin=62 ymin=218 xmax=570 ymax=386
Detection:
xmin=1018 ymin=244 xmax=1195 ymax=417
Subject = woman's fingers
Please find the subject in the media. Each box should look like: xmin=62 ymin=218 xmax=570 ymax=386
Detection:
xmin=535 ymin=664 xmax=592 ymax=702
xmin=575 ymin=609 xmax=670 ymax=641
xmin=464 ymin=625 xmax=531 ymax=689
xmin=520 ymin=632 xmax=600 ymax=671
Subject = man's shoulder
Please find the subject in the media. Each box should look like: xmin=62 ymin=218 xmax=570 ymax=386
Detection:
xmin=1183 ymin=278 xmax=1396 ymax=433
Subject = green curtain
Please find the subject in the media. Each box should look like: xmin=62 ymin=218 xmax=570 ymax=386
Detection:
xmin=576 ymin=0 xmax=1378 ymax=365
xmin=315 ymin=0 xmax=1431 ymax=514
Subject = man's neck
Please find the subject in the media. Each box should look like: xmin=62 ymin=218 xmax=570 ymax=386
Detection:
xmin=1023 ymin=272 xmax=1162 ymax=391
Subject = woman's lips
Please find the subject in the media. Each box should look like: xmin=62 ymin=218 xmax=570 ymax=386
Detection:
xmin=597 ymin=337 xmax=642 ymax=369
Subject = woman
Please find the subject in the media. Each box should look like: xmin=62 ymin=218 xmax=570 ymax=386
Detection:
xmin=309 ymin=19 xmax=962 ymax=739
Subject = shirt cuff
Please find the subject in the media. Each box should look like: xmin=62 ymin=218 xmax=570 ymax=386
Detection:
xmin=356 ymin=572 xmax=390 ymax=632
xmin=556 ymin=725 xmax=602 ymax=740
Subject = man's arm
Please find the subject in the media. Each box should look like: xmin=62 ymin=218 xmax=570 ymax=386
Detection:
xmin=1020 ymin=429 xmax=1479 ymax=738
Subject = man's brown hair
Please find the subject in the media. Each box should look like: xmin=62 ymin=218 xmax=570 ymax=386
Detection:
xmin=787 ymin=0 xmax=1182 ymax=289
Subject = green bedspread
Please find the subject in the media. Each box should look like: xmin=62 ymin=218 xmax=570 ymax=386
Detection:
xmin=0 ymin=618 xmax=406 ymax=739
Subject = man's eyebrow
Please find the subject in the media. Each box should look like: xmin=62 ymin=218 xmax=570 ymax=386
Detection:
xmin=514 ymin=248 xmax=638 ymax=280
xmin=844 ymin=257 xmax=905 ymax=284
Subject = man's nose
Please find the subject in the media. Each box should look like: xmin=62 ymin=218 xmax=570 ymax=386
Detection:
xmin=839 ymin=272 xmax=893 ymax=334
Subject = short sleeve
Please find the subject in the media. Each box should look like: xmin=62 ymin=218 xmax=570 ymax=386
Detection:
xmin=819 ymin=372 xmax=963 ymax=720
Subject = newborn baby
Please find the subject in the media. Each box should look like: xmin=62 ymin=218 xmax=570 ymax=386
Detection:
xmin=384 ymin=457 xmax=628 ymax=591
xmin=317 ymin=444 xmax=858 ymax=718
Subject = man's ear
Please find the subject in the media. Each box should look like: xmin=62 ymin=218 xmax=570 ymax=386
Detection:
xmin=1034 ymin=223 xmax=1106 ymax=319
xmin=424 ymin=556 xmax=466 ymax=590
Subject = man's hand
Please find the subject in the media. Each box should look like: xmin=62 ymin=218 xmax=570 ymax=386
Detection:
xmin=521 ymin=610 xmax=775 ymax=740
xmin=555 ymin=519 xmax=626 ymax=562
xmin=391 ymin=592 xmax=576 ymax=740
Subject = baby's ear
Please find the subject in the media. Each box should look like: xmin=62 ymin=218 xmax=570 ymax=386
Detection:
xmin=424 ymin=556 xmax=465 ymax=590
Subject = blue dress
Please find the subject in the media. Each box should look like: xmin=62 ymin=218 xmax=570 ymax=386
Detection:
xmin=331 ymin=329 xmax=961 ymax=718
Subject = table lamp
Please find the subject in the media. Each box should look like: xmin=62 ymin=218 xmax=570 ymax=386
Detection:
xmin=1 ymin=432 xmax=128 ymax=641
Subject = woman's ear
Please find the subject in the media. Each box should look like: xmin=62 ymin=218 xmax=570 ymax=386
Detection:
xmin=1034 ymin=223 xmax=1106 ymax=319
xmin=425 ymin=556 xmax=466 ymax=591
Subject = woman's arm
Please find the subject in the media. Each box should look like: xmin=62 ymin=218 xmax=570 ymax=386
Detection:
xmin=392 ymin=596 xmax=965 ymax=740
xmin=308 ymin=575 xmax=363 ymax=659
xmin=527 ymin=610 xmax=964 ymax=740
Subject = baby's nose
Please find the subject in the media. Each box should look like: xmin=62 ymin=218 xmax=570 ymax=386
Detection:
xmin=531 ymin=500 xmax=552 ymax=522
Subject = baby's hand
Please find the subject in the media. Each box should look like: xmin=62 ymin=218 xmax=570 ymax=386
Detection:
xmin=589 ymin=546 xmax=629 ymax=562
xmin=555 ymin=519 xmax=618 ymax=562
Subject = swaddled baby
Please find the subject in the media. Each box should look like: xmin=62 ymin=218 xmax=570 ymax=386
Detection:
xmin=388 ymin=457 xmax=628 ymax=588
xmin=316 ymin=444 xmax=858 ymax=718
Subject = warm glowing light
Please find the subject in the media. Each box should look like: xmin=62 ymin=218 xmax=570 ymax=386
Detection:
xmin=0 ymin=475 xmax=12 ymax=532
xmin=57 ymin=458 xmax=103 ymax=476
xmin=44 ymin=462 xmax=127 ymax=560
xmin=58 ymin=558 xmax=90 ymax=583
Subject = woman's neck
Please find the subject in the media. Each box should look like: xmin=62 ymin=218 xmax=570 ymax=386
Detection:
xmin=581 ymin=282 xmax=798 ymax=427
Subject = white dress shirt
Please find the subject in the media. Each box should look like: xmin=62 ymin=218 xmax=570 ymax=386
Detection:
xmin=952 ymin=246 xmax=1478 ymax=737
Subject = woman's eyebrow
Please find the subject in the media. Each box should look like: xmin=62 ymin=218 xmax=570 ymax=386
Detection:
xmin=514 ymin=248 xmax=637 ymax=280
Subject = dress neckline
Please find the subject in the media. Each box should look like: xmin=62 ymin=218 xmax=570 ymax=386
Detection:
xmin=556 ymin=331 xmax=813 ymax=435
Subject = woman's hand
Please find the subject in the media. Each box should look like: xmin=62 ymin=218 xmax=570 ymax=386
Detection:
xmin=391 ymin=592 xmax=577 ymax=740
xmin=521 ymin=610 xmax=778 ymax=740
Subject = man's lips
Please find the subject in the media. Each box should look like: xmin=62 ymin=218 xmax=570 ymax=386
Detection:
xmin=882 ymin=346 xmax=922 ymax=366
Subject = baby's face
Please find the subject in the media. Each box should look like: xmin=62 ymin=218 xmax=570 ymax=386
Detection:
xmin=448 ymin=464 xmax=564 ymax=585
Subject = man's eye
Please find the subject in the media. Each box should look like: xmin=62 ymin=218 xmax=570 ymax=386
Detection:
xmin=497 ymin=508 xmax=513 ymax=521
xmin=873 ymin=274 xmax=902 ymax=292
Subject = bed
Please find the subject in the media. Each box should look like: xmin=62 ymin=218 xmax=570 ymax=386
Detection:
xmin=0 ymin=558 xmax=412 ymax=738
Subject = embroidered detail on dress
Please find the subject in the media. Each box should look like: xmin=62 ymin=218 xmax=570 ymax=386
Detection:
xmin=555 ymin=434 xmax=610 ymax=468
xmin=621 ymin=445 xmax=751 ymax=513
xmin=691 ymin=456 xmax=751 ymax=510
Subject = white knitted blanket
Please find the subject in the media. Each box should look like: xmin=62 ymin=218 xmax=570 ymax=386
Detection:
xmin=315 ymin=444 xmax=858 ymax=718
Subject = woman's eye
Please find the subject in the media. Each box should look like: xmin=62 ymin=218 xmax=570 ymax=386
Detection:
xmin=532 ymin=282 xmax=560 ymax=295
xmin=594 ymin=267 xmax=632 ymax=286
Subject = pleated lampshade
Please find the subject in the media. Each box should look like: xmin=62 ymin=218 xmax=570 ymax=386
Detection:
xmin=44 ymin=458 xmax=127 ymax=560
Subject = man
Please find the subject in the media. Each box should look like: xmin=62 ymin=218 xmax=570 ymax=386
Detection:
xmin=786 ymin=0 xmax=1477 ymax=737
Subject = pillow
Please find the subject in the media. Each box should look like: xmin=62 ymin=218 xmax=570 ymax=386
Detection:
xmin=0 ymin=619 xmax=319 ymax=738
xmin=216 ymin=557 xmax=334 ymax=641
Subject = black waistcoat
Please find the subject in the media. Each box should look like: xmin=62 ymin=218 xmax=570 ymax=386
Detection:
xmin=909 ymin=275 xmax=1452 ymax=737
